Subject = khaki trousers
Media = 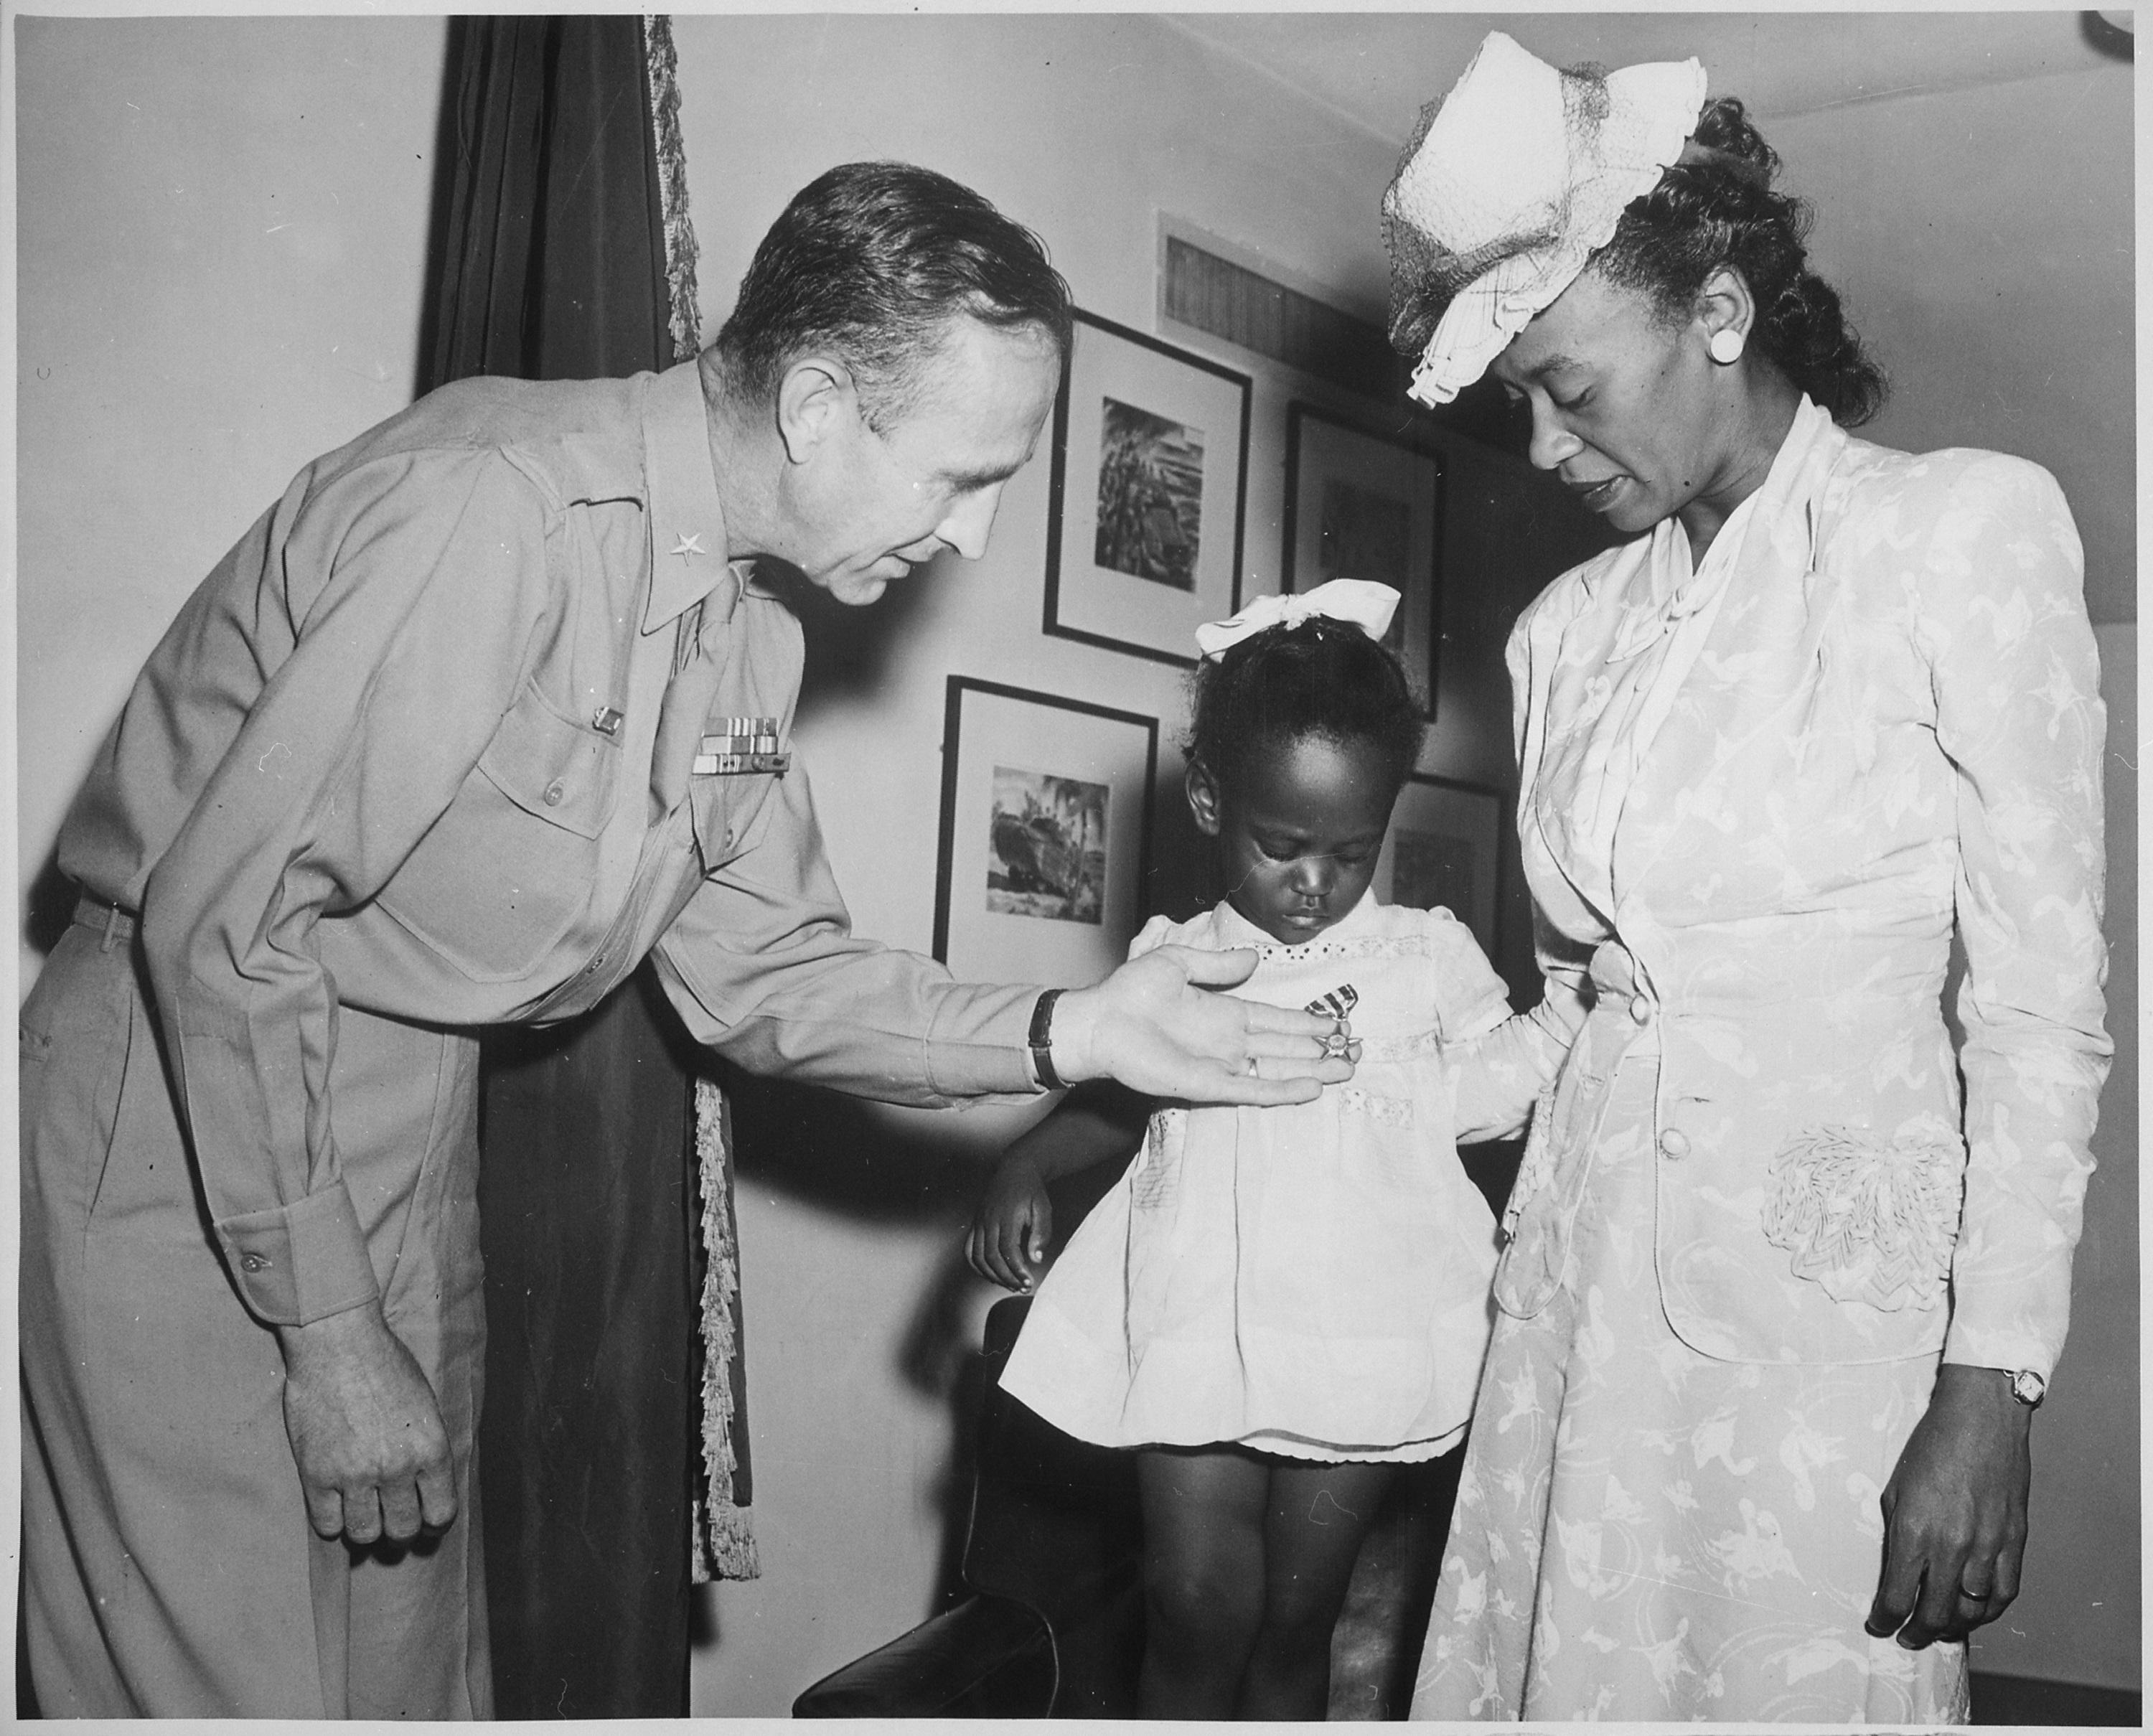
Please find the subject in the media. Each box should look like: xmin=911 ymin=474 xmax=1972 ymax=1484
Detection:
xmin=20 ymin=918 xmax=492 ymax=1717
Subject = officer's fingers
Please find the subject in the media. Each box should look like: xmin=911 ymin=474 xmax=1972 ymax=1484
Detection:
xmin=341 ymin=1483 xmax=385 ymax=1547
xmin=416 ymin=1460 xmax=460 ymax=1532
xmin=301 ymin=1481 xmax=347 ymax=1541
xmin=379 ymin=1475 xmax=425 ymax=1544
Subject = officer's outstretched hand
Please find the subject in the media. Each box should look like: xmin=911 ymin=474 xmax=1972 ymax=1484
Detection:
xmin=278 ymin=1301 xmax=459 ymax=1547
xmin=1049 ymin=945 xmax=1352 ymax=1105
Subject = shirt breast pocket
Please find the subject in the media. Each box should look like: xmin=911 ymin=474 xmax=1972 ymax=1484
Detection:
xmin=380 ymin=684 xmax=619 ymax=981
xmin=688 ymin=766 xmax=779 ymax=872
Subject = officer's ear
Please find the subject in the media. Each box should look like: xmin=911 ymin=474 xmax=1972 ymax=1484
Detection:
xmin=1185 ymin=757 xmax=1224 ymax=837
xmin=774 ymin=355 xmax=858 ymax=466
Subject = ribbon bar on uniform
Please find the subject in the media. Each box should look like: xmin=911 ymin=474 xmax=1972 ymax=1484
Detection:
xmin=694 ymin=718 xmax=787 ymax=775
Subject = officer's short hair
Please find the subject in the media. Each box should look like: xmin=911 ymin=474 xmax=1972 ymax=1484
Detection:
xmin=713 ymin=161 xmax=1072 ymax=431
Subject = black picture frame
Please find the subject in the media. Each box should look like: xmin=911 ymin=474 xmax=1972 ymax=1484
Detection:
xmin=1282 ymin=401 xmax=1445 ymax=723
xmin=1043 ymin=309 xmax=1252 ymax=668
xmin=1378 ymin=772 xmax=1504 ymax=961
xmin=932 ymin=676 xmax=1160 ymax=985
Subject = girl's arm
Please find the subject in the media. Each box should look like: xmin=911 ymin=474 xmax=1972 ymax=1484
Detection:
xmin=968 ymin=1081 xmax=1153 ymax=1292
xmin=1430 ymin=909 xmax=1590 ymax=1143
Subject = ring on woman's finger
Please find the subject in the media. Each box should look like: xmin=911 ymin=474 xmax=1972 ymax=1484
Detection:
xmin=1244 ymin=1054 xmax=1260 ymax=1076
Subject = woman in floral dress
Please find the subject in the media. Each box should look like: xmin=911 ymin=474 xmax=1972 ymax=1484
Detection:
xmin=1382 ymin=34 xmax=2111 ymax=1722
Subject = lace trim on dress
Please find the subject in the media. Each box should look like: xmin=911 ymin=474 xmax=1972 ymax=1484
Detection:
xmin=1240 ymin=931 xmax=1458 ymax=964
xmin=1340 ymin=1088 xmax=1415 ymax=1127
xmin=1761 ymin=1121 xmax=1964 ymax=1312
xmin=1359 ymin=1028 xmax=1440 ymax=1064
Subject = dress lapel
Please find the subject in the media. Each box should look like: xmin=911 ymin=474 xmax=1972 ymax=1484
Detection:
xmin=1608 ymin=402 xmax=1853 ymax=905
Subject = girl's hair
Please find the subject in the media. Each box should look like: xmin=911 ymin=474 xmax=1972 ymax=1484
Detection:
xmin=1592 ymin=97 xmax=1888 ymax=428
xmin=1186 ymin=617 xmax=1425 ymax=798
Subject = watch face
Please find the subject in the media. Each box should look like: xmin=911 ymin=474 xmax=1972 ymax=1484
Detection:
xmin=2010 ymin=1370 xmax=2048 ymax=1407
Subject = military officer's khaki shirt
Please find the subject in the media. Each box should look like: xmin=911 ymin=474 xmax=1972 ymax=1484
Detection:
xmin=60 ymin=360 xmax=1039 ymax=1328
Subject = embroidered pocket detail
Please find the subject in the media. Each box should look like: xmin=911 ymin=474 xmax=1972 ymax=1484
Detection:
xmin=1359 ymin=1029 xmax=1437 ymax=1065
xmin=1761 ymin=1122 xmax=1964 ymax=1312
xmin=1338 ymin=1088 xmax=1412 ymax=1128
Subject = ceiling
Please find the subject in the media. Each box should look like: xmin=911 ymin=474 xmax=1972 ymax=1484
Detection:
xmin=1164 ymin=10 xmax=2126 ymax=146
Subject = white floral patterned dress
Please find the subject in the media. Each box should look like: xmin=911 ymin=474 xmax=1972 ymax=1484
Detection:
xmin=1410 ymin=398 xmax=2111 ymax=1722
xmin=1001 ymin=893 xmax=1578 ymax=1462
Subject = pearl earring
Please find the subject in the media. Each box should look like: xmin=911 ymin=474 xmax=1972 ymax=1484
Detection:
xmin=1708 ymin=328 xmax=1745 ymax=365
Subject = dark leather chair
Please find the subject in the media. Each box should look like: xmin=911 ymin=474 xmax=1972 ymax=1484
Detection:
xmin=794 ymin=1295 xmax=1145 ymax=1717
xmin=793 ymin=1295 xmax=1459 ymax=1719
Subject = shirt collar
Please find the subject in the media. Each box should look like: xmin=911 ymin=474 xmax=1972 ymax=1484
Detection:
xmin=640 ymin=358 xmax=746 ymax=633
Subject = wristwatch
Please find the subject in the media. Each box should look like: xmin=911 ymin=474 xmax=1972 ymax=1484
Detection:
xmin=2007 ymin=1369 xmax=2047 ymax=1409
xmin=1028 ymin=990 xmax=1066 ymax=1092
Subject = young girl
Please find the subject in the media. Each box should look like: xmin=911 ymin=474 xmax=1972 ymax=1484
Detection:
xmin=967 ymin=581 xmax=1580 ymax=1720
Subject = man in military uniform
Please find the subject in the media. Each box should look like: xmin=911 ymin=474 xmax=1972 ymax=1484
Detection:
xmin=20 ymin=162 xmax=1347 ymax=1718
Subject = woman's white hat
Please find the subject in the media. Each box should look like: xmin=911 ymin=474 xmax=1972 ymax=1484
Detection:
xmin=1383 ymin=32 xmax=1708 ymax=405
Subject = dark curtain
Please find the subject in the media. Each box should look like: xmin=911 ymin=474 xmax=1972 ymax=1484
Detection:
xmin=421 ymin=17 xmax=699 ymax=1718
xmin=426 ymin=17 xmax=671 ymax=384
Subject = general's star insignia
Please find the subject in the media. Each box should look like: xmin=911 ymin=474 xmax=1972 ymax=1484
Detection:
xmin=670 ymin=531 xmax=706 ymax=560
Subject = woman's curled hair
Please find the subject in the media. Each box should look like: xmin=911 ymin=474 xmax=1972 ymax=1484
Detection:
xmin=1186 ymin=616 xmax=1425 ymax=798
xmin=1594 ymin=98 xmax=1887 ymax=427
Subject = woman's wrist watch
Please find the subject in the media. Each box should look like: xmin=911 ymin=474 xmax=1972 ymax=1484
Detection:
xmin=2007 ymin=1369 xmax=2048 ymax=1408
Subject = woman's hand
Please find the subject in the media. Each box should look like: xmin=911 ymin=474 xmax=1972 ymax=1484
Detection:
xmin=1050 ymin=946 xmax=1352 ymax=1105
xmin=969 ymin=1156 xmax=1054 ymax=1292
xmin=1866 ymin=1363 xmax=2033 ymax=1647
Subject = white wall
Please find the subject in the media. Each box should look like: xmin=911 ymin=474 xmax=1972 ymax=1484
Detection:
xmin=15 ymin=16 xmax=448 ymax=987
xmin=1774 ymin=67 xmax=2136 ymax=627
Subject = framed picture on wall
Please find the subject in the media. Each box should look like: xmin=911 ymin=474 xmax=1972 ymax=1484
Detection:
xmin=1282 ymin=403 xmax=1444 ymax=722
xmin=1376 ymin=774 xmax=1504 ymax=960
xmin=1044 ymin=309 xmax=1251 ymax=667
xmin=933 ymin=677 xmax=1159 ymax=984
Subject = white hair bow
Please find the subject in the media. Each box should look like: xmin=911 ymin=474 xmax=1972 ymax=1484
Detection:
xmin=1193 ymin=578 xmax=1402 ymax=661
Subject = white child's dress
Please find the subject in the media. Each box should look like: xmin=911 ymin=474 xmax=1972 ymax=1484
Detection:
xmin=1001 ymin=892 xmax=1573 ymax=1463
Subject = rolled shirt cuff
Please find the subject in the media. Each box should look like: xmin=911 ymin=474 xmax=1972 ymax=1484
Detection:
xmin=920 ymin=980 xmax=1045 ymax=1100
xmin=214 ymin=1183 xmax=382 ymax=1326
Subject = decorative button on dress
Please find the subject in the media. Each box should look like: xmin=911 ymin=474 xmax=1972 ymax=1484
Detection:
xmin=1002 ymin=893 xmax=1577 ymax=1463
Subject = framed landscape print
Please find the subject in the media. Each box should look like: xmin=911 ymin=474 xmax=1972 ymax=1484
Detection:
xmin=933 ymin=677 xmax=1159 ymax=985
xmin=1044 ymin=310 xmax=1251 ymax=667
xmin=1376 ymin=774 xmax=1503 ymax=959
xmin=1282 ymin=403 xmax=1444 ymax=721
